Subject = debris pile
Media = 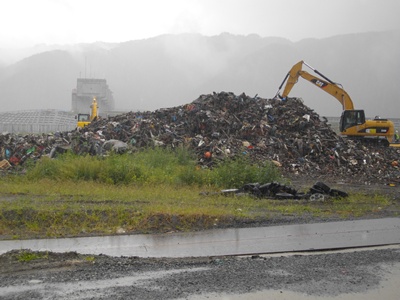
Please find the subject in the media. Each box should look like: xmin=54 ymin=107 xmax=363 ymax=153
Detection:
xmin=1 ymin=91 xmax=400 ymax=184
xmin=221 ymin=181 xmax=349 ymax=200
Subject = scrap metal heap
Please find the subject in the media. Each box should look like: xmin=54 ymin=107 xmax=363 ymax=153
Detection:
xmin=1 ymin=91 xmax=399 ymax=184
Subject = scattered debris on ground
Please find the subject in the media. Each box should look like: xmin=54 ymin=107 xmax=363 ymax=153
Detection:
xmin=1 ymin=92 xmax=400 ymax=184
xmin=221 ymin=181 xmax=348 ymax=200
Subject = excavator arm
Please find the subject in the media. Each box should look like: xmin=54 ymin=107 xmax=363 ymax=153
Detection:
xmin=276 ymin=61 xmax=354 ymax=110
xmin=90 ymin=97 xmax=98 ymax=121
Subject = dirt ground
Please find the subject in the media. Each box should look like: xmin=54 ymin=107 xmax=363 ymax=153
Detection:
xmin=0 ymin=177 xmax=399 ymax=299
xmin=1 ymin=247 xmax=400 ymax=300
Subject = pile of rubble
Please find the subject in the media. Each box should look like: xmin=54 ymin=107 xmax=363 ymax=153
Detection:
xmin=1 ymin=91 xmax=399 ymax=184
xmin=221 ymin=181 xmax=348 ymax=200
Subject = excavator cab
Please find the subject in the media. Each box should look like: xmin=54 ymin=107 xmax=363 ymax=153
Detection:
xmin=340 ymin=110 xmax=365 ymax=132
xmin=77 ymin=114 xmax=90 ymax=122
xmin=76 ymin=113 xmax=91 ymax=128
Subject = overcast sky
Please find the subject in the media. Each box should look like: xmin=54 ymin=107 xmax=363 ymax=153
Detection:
xmin=1 ymin=0 xmax=400 ymax=48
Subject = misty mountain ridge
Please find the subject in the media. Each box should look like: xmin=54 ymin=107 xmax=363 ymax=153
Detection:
xmin=0 ymin=30 xmax=399 ymax=118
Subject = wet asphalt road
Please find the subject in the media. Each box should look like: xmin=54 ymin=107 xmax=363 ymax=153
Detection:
xmin=1 ymin=218 xmax=399 ymax=258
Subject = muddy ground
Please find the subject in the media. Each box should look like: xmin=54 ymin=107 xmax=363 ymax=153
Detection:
xmin=1 ymin=247 xmax=400 ymax=300
xmin=1 ymin=179 xmax=399 ymax=299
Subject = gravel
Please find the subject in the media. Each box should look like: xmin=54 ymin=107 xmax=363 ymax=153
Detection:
xmin=1 ymin=243 xmax=400 ymax=299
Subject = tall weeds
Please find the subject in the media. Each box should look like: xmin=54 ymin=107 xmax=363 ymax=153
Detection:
xmin=24 ymin=148 xmax=281 ymax=187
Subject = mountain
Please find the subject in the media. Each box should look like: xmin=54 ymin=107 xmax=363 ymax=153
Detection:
xmin=0 ymin=31 xmax=399 ymax=118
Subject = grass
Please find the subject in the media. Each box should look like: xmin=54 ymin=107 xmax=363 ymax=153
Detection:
xmin=23 ymin=147 xmax=280 ymax=187
xmin=0 ymin=179 xmax=252 ymax=238
xmin=0 ymin=148 xmax=395 ymax=239
xmin=248 ymin=193 xmax=391 ymax=219
xmin=0 ymin=179 xmax=393 ymax=239
xmin=15 ymin=250 xmax=48 ymax=262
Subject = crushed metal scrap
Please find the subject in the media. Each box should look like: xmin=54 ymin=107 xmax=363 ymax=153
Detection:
xmin=221 ymin=181 xmax=348 ymax=200
xmin=1 ymin=92 xmax=400 ymax=185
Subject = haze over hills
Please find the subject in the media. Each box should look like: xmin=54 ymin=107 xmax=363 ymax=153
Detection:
xmin=0 ymin=31 xmax=399 ymax=118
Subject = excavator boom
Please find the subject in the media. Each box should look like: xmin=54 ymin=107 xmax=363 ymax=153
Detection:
xmin=90 ymin=98 xmax=98 ymax=121
xmin=277 ymin=61 xmax=354 ymax=110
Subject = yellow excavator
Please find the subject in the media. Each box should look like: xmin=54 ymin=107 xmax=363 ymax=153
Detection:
xmin=76 ymin=97 xmax=99 ymax=129
xmin=275 ymin=60 xmax=396 ymax=147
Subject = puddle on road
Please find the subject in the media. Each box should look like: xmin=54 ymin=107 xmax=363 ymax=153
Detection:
xmin=187 ymin=264 xmax=400 ymax=300
xmin=0 ymin=267 xmax=210 ymax=298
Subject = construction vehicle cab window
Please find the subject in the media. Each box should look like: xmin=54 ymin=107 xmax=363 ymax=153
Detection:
xmin=78 ymin=114 xmax=89 ymax=122
xmin=341 ymin=110 xmax=365 ymax=130
xmin=275 ymin=60 xmax=396 ymax=147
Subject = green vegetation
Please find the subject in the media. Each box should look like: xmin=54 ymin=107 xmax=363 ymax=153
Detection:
xmin=0 ymin=147 xmax=394 ymax=239
xmin=24 ymin=147 xmax=279 ymax=187
xmin=85 ymin=256 xmax=95 ymax=262
xmin=15 ymin=250 xmax=48 ymax=262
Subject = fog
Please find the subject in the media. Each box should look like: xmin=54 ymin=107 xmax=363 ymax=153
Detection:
xmin=1 ymin=0 xmax=400 ymax=48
